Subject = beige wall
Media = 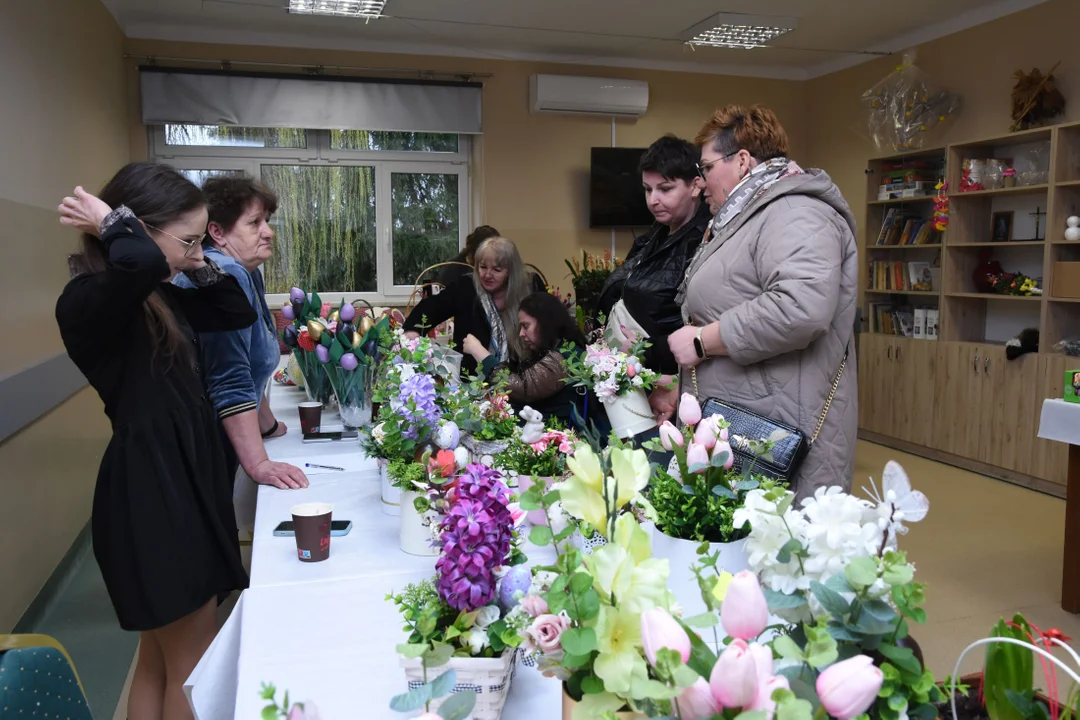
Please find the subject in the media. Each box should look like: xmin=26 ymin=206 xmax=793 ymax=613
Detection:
xmin=804 ymin=0 xmax=1080 ymax=298
xmin=0 ymin=1 xmax=129 ymax=630
xmin=123 ymin=39 xmax=809 ymax=288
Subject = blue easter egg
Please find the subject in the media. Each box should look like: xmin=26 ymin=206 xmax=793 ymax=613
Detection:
xmin=498 ymin=565 xmax=532 ymax=609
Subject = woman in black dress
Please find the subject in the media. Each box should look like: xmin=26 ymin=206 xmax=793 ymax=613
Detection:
xmin=55 ymin=163 xmax=257 ymax=720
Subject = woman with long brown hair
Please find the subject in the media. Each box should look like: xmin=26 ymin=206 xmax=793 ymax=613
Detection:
xmin=55 ymin=162 xmax=257 ymax=719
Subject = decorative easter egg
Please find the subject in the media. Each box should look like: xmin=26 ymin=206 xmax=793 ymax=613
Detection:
xmin=358 ymin=315 xmax=375 ymax=336
xmin=340 ymin=303 xmax=356 ymax=322
xmin=281 ymin=304 xmax=295 ymax=321
xmin=435 ymin=421 xmax=460 ymax=450
xmin=282 ymin=326 xmax=299 ymax=347
xmin=351 ymin=331 xmax=364 ymax=349
xmin=339 ymin=322 xmax=355 ymax=343
xmin=340 ymin=352 xmax=359 ymax=371
xmin=315 ymin=344 xmax=330 ymax=363
xmin=306 ymin=320 xmax=324 ymax=342
xmin=498 ymin=565 xmax=533 ymax=609
xmin=289 ymin=287 xmax=305 ymax=303
xmin=453 ymin=446 xmax=470 ymax=470
xmin=361 ymin=339 xmax=378 ymax=357
xmin=291 ymin=299 xmax=304 ymax=317
xmin=328 ymin=310 xmax=340 ymax=324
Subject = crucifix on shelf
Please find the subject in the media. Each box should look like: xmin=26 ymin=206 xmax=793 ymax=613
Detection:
xmin=1030 ymin=206 xmax=1045 ymax=241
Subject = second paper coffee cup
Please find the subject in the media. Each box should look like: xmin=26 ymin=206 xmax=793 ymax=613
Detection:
xmin=291 ymin=502 xmax=333 ymax=562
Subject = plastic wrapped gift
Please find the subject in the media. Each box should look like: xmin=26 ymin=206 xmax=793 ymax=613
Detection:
xmin=861 ymin=49 xmax=961 ymax=152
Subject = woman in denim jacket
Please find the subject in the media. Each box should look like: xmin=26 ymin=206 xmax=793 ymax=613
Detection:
xmin=175 ymin=176 xmax=308 ymax=503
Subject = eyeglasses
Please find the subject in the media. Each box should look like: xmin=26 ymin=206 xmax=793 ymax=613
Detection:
xmin=696 ymin=151 xmax=739 ymax=182
xmin=144 ymin=222 xmax=206 ymax=257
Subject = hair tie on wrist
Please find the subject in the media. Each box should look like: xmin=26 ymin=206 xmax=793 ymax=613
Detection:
xmin=261 ymin=420 xmax=279 ymax=438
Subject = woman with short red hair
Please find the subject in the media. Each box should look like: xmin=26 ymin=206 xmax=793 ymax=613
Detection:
xmin=651 ymin=104 xmax=859 ymax=499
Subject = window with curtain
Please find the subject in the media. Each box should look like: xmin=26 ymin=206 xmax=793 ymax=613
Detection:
xmin=152 ymin=125 xmax=469 ymax=302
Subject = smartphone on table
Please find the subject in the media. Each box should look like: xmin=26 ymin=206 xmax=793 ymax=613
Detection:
xmin=273 ymin=520 xmax=353 ymax=537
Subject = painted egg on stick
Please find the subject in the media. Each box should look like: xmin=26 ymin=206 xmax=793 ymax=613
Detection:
xmin=281 ymin=304 xmax=295 ymax=321
xmin=340 ymin=352 xmax=359 ymax=371
xmin=306 ymin=320 xmax=324 ymax=342
xmin=315 ymin=344 xmax=330 ymax=363
xmin=289 ymin=287 xmax=305 ymax=303
xmin=282 ymin=326 xmax=299 ymax=347
xmin=340 ymin=303 xmax=356 ymax=322
xmin=358 ymin=315 xmax=375 ymax=336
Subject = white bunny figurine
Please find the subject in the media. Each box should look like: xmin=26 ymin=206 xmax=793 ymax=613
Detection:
xmin=519 ymin=406 xmax=545 ymax=444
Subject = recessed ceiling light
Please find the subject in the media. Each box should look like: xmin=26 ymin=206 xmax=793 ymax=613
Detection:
xmin=681 ymin=12 xmax=796 ymax=50
xmin=288 ymin=1 xmax=388 ymax=19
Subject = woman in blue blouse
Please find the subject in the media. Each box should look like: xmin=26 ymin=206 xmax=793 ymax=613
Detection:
xmin=175 ymin=176 xmax=308 ymax=494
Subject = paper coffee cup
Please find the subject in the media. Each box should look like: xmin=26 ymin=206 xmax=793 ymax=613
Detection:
xmin=298 ymin=402 xmax=323 ymax=435
xmin=291 ymin=502 xmax=333 ymax=562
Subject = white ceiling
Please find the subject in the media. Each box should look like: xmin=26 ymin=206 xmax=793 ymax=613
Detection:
xmin=105 ymin=0 xmax=1051 ymax=80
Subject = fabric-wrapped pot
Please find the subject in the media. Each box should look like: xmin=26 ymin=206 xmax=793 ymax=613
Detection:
xmin=400 ymin=649 xmax=519 ymax=720
xmin=605 ymin=389 xmax=656 ymax=439
xmin=650 ymin=529 xmax=749 ymax=628
xmin=516 ymin=475 xmax=555 ymax=525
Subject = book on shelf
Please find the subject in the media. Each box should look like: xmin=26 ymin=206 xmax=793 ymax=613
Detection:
xmin=868 ymin=303 xmax=937 ymax=339
xmin=926 ymin=308 xmax=939 ymax=340
xmin=868 ymin=260 xmax=937 ymax=291
xmin=873 ymin=210 xmax=940 ymax=246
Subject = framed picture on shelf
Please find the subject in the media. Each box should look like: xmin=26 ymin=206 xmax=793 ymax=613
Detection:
xmin=991 ymin=210 xmax=1014 ymax=242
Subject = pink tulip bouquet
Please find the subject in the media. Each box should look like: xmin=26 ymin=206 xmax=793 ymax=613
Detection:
xmin=643 ymin=394 xmax=785 ymax=544
xmin=561 ymin=338 xmax=660 ymax=404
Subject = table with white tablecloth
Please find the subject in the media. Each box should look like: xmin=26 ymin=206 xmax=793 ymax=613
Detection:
xmin=1038 ymin=398 xmax=1080 ymax=613
xmin=187 ymin=377 xmax=563 ymax=719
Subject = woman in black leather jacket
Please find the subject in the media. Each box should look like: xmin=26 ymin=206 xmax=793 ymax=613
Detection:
xmin=596 ymin=135 xmax=713 ymax=376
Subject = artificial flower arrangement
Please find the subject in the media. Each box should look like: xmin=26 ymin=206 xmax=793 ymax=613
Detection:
xmin=652 ymin=461 xmax=938 ymax=720
xmin=987 ymin=272 xmax=1042 ymax=297
xmin=514 ymin=431 xmax=689 ymax=718
xmin=279 ymin=286 xmax=334 ymax=404
xmin=442 ymin=370 xmax=518 ymax=463
xmin=310 ymin=299 xmax=391 ymax=427
xmin=494 ymin=419 xmax=576 ymax=480
xmin=389 ymin=463 xmax=531 ymax=719
xmin=561 ymin=335 xmax=661 ymax=439
xmin=939 ymin=613 xmax=1077 ymax=720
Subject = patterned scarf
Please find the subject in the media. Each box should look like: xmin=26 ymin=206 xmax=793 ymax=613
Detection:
xmin=479 ymin=290 xmax=509 ymax=362
xmin=678 ymin=158 xmax=803 ymax=305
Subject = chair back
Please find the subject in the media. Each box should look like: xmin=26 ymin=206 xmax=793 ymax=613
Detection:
xmin=0 ymin=634 xmax=92 ymax=720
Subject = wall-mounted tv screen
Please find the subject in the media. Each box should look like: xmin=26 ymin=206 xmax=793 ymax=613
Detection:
xmin=589 ymin=147 xmax=653 ymax=229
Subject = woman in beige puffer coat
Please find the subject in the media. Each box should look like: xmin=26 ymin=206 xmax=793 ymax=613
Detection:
xmin=650 ymin=104 xmax=859 ymax=499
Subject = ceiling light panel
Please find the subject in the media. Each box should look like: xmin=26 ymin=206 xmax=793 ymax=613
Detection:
xmin=682 ymin=12 xmax=796 ymax=50
xmin=288 ymin=1 xmax=388 ymax=18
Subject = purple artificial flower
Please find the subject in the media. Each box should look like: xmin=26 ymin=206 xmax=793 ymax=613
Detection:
xmin=434 ymin=464 xmax=514 ymax=612
xmin=398 ymin=373 xmax=441 ymax=440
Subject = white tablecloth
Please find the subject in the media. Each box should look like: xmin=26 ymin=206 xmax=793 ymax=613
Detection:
xmin=1038 ymin=398 xmax=1080 ymax=446
xmin=189 ymin=375 xmax=563 ymax=719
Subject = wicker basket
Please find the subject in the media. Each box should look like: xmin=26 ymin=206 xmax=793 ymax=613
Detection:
xmin=400 ymin=649 xmax=519 ymax=720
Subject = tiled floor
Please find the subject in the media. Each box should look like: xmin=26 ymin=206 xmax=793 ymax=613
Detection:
xmin=855 ymin=440 xmax=1080 ymax=683
xmin=36 ymin=439 xmax=1079 ymax=717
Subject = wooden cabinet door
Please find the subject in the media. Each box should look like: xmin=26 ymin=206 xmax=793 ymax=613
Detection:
xmin=1030 ymin=354 xmax=1069 ymax=486
xmin=891 ymin=339 xmax=938 ymax=448
xmin=857 ymin=333 xmax=876 ymax=433
xmin=932 ymin=342 xmax=979 ymax=457
xmin=859 ymin=334 xmax=895 ymax=436
xmin=981 ymin=349 xmax=1039 ymax=474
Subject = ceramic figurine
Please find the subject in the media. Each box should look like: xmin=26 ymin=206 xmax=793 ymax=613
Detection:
xmin=519 ymin=406 xmax=545 ymax=444
xmin=1066 ymin=216 xmax=1080 ymax=242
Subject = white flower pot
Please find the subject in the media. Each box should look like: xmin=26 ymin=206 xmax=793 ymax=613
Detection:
xmin=399 ymin=490 xmax=440 ymax=557
xmin=401 ymin=649 xmax=519 ymax=720
xmin=380 ymin=461 xmax=400 ymax=517
xmin=605 ymin=389 xmax=656 ymax=439
xmin=651 ymin=529 xmax=749 ymax=639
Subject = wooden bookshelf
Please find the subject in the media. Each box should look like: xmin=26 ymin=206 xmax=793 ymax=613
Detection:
xmin=859 ymin=121 xmax=1080 ymax=495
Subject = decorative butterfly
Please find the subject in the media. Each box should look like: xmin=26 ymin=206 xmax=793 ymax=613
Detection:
xmin=863 ymin=461 xmax=929 ymax=525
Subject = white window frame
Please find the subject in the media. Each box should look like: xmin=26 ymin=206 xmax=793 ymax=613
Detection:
xmin=150 ymin=127 xmax=470 ymax=306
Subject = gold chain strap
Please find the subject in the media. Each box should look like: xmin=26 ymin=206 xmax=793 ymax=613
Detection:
xmin=688 ymin=352 xmax=847 ymax=445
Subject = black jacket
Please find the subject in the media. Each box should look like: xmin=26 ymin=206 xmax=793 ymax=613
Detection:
xmin=404 ymin=272 xmax=545 ymax=375
xmin=596 ymin=201 xmax=713 ymax=374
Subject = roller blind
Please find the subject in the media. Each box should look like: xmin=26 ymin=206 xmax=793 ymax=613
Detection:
xmin=139 ymin=67 xmax=483 ymax=134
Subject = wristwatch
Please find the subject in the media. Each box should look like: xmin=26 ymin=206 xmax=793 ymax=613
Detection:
xmin=693 ymin=326 xmax=709 ymax=360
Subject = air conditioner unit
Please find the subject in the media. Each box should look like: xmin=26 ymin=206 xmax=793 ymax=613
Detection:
xmin=529 ymin=74 xmax=649 ymax=118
